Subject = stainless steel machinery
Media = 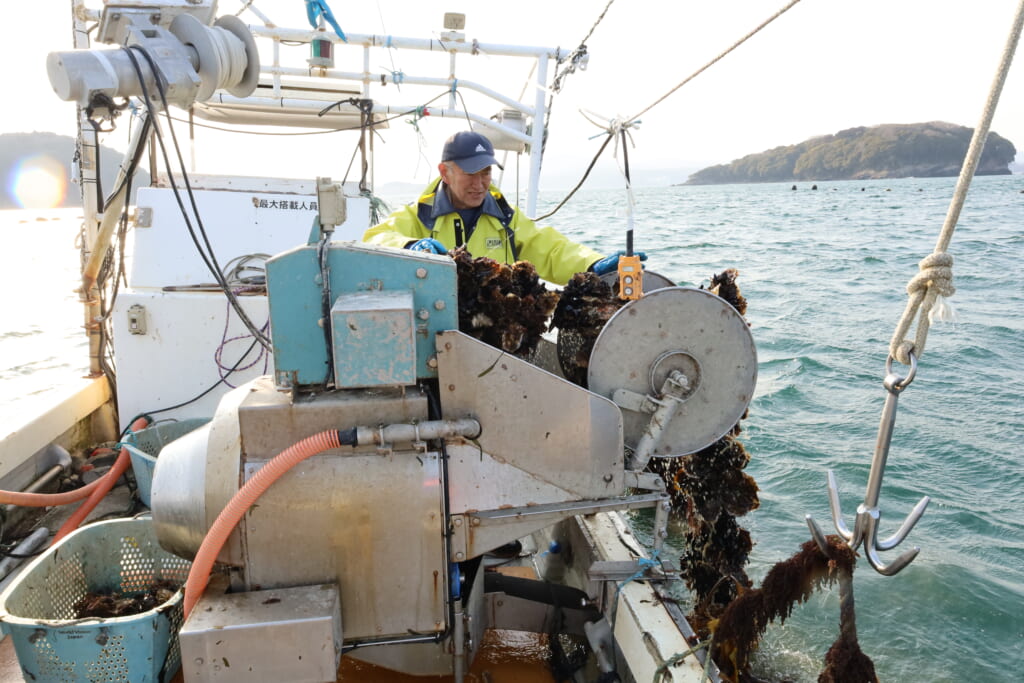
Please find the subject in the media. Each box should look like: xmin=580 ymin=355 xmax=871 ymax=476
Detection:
xmin=151 ymin=230 xmax=756 ymax=681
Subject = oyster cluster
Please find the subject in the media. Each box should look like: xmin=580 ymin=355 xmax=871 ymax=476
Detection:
xmin=451 ymin=247 xmax=559 ymax=357
xmin=549 ymin=272 xmax=625 ymax=386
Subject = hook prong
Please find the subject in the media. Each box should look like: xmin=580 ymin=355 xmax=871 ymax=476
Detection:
xmin=806 ymin=352 xmax=929 ymax=576
xmin=865 ymin=542 xmax=921 ymax=576
xmin=826 ymin=470 xmax=853 ymax=542
xmin=805 ymin=515 xmax=831 ymax=554
xmin=876 ymin=495 xmax=931 ymax=551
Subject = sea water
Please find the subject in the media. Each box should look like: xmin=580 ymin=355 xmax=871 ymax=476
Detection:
xmin=1 ymin=175 xmax=1021 ymax=681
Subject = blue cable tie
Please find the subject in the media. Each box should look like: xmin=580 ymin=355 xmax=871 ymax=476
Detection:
xmin=386 ymin=35 xmax=393 ymax=48
xmin=391 ymin=70 xmax=405 ymax=84
xmin=450 ymin=78 xmax=458 ymax=92
xmin=614 ymin=549 xmax=661 ymax=597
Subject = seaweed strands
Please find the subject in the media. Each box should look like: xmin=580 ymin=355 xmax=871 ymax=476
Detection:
xmin=657 ymin=269 xmax=876 ymax=682
xmin=703 ymin=267 xmax=747 ymax=315
xmin=710 ymin=536 xmax=878 ymax=683
xmin=452 ymin=247 xmax=560 ymax=357
xmin=550 ymin=272 xmax=625 ymax=386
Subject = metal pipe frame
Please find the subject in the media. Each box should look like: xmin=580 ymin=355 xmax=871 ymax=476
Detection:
xmin=245 ymin=24 xmax=561 ymax=216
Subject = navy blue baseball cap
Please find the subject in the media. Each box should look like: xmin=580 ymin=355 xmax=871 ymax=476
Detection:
xmin=441 ymin=131 xmax=503 ymax=173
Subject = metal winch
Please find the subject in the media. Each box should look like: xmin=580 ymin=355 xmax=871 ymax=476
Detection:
xmin=149 ymin=238 xmax=756 ymax=680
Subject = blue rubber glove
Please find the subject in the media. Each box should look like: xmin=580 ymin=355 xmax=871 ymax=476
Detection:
xmin=590 ymin=250 xmax=647 ymax=276
xmin=407 ymin=238 xmax=448 ymax=254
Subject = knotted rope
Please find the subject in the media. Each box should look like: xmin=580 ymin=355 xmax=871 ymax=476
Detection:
xmin=889 ymin=0 xmax=1023 ymax=365
xmin=889 ymin=252 xmax=956 ymax=365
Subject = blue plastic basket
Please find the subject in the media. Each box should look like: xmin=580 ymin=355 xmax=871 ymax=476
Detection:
xmin=125 ymin=418 xmax=210 ymax=507
xmin=0 ymin=518 xmax=192 ymax=683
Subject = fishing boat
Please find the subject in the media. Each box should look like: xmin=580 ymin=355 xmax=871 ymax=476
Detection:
xmin=1 ymin=1 xmax=1019 ymax=682
xmin=0 ymin=2 xmax=737 ymax=680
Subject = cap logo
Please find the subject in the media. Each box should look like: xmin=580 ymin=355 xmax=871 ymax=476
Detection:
xmin=475 ymin=144 xmax=486 ymax=152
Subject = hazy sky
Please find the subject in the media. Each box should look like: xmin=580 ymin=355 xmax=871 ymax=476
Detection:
xmin=3 ymin=0 xmax=1022 ymax=190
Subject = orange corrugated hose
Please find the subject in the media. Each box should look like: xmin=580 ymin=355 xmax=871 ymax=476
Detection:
xmin=183 ymin=429 xmax=342 ymax=618
xmin=1 ymin=473 xmax=109 ymax=506
xmin=49 ymin=415 xmax=151 ymax=545
xmin=0 ymin=418 xmax=147 ymax=508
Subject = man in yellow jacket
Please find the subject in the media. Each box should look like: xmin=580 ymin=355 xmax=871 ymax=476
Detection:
xmin=362 ymin=131 xmax=644 ymax=286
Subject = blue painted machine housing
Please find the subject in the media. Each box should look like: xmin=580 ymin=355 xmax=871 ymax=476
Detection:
xmin=266 ymin=241 xmax=458 ymax=389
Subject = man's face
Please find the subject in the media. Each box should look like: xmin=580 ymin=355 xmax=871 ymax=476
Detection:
xmin=439 ymin=161 xmax=492 ymax=210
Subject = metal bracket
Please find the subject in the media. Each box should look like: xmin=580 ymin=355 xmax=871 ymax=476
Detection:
xmin=624 ymin=470 xmax=666 ymax=491
xmin=611 ymin=388 xmax=655 ymax=414
xmin=587 ymin=560 xmax=679 ymax=582
xmin=628 ymin=371 xmax=689 ymax=470
xmin=449 ymin=494 xmax=665 ymax=562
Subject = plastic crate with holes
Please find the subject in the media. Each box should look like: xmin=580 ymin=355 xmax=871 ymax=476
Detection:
xmin=124 ymin=418 xmax=211 ymax=508
xmin=0 ymin=518 xmax=191 ymax=682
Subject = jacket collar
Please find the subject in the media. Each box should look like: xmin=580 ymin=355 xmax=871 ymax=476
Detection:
xmin=428 ymin=180 xmax=506 ymax=221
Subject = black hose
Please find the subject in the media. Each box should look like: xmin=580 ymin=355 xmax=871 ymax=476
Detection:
xmin=336 ymin=428 xmax=357 ymax=446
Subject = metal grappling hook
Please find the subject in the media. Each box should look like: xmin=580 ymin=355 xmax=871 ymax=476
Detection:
xmin=806 ymin=352 xmax=931 ymax=575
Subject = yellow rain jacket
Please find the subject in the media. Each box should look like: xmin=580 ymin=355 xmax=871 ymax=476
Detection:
xmin=363 ymin=178 xmax=603 ymax=285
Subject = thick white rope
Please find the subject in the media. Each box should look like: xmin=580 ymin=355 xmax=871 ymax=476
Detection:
xmin=889 ymin=0 xmax=1024 ymax=365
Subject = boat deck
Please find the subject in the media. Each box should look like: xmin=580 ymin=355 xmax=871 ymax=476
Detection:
xmin=0 ymin=625 xmax=556 ymax=682
xmin=0 ymin=487 xmax=559 ymax=682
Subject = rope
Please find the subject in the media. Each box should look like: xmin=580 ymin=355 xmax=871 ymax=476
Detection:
xmin=615 ymin=549 xmax=660 ymax=596
xmin=543 ymin=0 xmax=616 ymax=161
xmin=543 ymin=0 xmax=802 ymax=217
xmin=549 ymin=0 xmax=615 ymax=93
xmin=652 ymin=639 xmax=712 ymax=683
xmin=577 ymin=0 xmax=616 ymax=47
xmin=626 ymin=0 xmax=803 ymax=125
xmin=535 ymin=133 xmax=615 ymax=221
xmin=889 ymin=0 xmax=1023 ymax=365
xmin=364 ymin=191 xmax=391 ymax=226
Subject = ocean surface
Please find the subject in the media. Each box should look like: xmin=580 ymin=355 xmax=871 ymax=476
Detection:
xmin=2 ymin=175 xmax=1022 ymax=681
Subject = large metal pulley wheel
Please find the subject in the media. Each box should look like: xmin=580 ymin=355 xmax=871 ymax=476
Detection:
xmin=587 ymin=286 xmax=757 ymax=457
xmin=554 ymin=270 xmax=677 ymax=386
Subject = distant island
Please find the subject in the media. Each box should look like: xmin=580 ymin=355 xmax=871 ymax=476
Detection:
xmin=0 ymin=132 xmax=150 ymax=210
xmin=684 ymin=122 xmax=1017 ymax=185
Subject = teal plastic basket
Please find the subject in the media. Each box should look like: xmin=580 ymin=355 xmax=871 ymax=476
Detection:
xmin=0 ymin=518 xmax=192 ymax=683
xmin=125 ymin=418 xmax=210 ymax=508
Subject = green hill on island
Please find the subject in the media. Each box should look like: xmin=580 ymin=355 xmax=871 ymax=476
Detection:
xmin=685 ymin=122 xmax=1016 ymax=185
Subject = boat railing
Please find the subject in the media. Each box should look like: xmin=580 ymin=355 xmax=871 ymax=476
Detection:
xmin=206 ymin=21 xmax=568 ymax=216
